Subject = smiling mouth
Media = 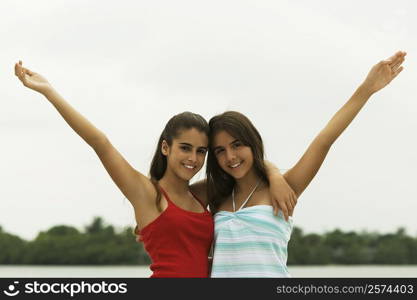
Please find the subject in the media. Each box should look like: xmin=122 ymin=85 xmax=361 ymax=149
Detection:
xmin=228 ymin=161 xmax=243 ymax=169
xmin=182 ymin=163 xmax=196 ymax=170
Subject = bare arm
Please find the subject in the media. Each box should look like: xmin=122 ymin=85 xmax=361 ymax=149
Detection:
xmin=14 ymin=61 xmax=156 ymax=212
xmin=264 ymin=161 xmax=297 ymax=219
xmin=283 ymin=51 xmax=406 ymax=198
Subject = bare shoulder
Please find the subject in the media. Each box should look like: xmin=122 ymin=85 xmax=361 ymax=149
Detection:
xmin=128 ymin=174 xmax=163 ymax=229
xmin=215 ymin=196 xmax=232 ymax=212
xmin=128 ymin=172 xmax=158 ymax=209
xmin=190 ymin=179 xmax=208 ymax=207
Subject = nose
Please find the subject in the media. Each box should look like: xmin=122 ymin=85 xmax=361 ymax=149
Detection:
xmin=188 ymin=151 xmax=197 ymax=163
xmin=225 ymin=148 xmax=236 ymax=162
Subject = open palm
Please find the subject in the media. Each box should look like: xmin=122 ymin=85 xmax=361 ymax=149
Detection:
xmin=363 ymin=51 xmax=406 ymax=94
xmin=14 ymin=60 xmax=52 ymax=95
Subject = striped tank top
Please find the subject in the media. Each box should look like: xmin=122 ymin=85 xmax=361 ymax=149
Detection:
xmin=211 ymin=205 xmax=293 ymax=277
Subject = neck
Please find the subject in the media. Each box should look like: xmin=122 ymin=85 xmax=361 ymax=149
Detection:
xmin=158 ymin=169 xmax=190 ymax=195
xmin=234 ymin=168 xmax=261 ymax=195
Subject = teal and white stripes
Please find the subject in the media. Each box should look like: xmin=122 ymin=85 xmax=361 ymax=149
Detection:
xmin=211 ymin=205 xmax=293 ymax=278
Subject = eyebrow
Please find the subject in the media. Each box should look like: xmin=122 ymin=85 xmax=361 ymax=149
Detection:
xmin=179 ymin=143 xmax=208 ymax=150
xmin=212 ymin=139 xmax=239 ymax=151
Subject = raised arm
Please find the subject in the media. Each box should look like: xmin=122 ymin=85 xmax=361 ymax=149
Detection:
xmin=14 ymin=61 xmax=156 ymax=214
xmin=283 ymin=51 xmax=406 ymax=198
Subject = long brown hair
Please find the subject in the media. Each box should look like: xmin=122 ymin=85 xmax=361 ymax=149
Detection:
xmin=206 ymin=111 xmax=268 ymax=213
xmin=149 ymin=111 xmax=209 ymax=211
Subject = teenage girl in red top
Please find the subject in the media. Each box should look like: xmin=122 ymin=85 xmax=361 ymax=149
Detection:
xmin=14 ymin=61 xmax=296 ymax=277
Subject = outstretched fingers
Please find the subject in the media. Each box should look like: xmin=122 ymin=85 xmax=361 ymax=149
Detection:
xmin=16 ymin=66 xmax=24 ymax=82
xmin=14 ymin=61 xmax=21 ymax=77
xmin=19 ymin=69 xmax=27 ymax=85
xmin=15 ymin=60 xmax=29 ymax=85
xmin=280 ymin=202 xmax=290 ymax=221
xmin=385 ymin=51 xmax=403 ymax=64
xmin=289 ymin=193 xmax=297 ymax=216
xmin=391 ymin=57 xmax=405 ymax=73
xmin=21 ymin=61 xmax=35 ymax=76
xmin=392 ymin=66 xmax=404 ymax=80
xmin=381 ymin=52 xmax=405 ymax=69
xmin=272 ymin=201 xmax=279 ymax=216
xmin=24 ymin=68 xmax=34 ymax=76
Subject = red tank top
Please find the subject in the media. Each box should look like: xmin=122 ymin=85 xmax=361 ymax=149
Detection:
xmin=137 ymin=187 xmax=214 ymax=278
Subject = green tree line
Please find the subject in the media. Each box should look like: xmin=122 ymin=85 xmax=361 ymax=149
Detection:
xmin=287 ymin=227 xmax=417 ymax=265
xmin=1 ymin=218 xmax=416 ymax=265
xmin=0 ymin=217 xmax=150 ymax=265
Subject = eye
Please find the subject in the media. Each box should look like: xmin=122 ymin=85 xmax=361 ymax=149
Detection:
xmin=232 ymin=141 xmax=242 ymax=148
xmin=214 ymin=148 xmax=224 ymax=155
xmin=198 ymin=148 xmax=207 ymax=154
xmin=180 ymin=145 xmax=191 ymax=152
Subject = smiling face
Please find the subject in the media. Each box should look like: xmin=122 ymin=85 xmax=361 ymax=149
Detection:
xmin=212 ymin=130 xmax=255 ymax=180
xmin=162 ymin=127 xmax=208 ymax=182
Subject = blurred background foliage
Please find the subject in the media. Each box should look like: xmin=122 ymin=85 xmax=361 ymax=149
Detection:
xmin=1 ymin=218 xmax=416 ymax=265
xmin=0 ymin=217 xmax=150 ymax=265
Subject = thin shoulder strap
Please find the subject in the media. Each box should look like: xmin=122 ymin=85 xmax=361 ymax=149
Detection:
xmin=189 ymin=190 xmax=208 ymax=211
xmin=233 ymin=180 xmax=260 ymax=211
xmin=159 ymin=186 xmax=172 ymax=204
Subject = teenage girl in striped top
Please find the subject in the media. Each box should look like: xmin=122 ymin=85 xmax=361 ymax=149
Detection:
xmin=206 ymin=51 xmax=406 ymax=277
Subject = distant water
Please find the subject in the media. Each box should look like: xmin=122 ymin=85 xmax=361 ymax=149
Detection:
xmin=0 ymin=265 xmax=416 ymax=277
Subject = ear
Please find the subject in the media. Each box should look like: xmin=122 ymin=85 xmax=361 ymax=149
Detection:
xmin=161 ymin=140 xmax=169 ymax=156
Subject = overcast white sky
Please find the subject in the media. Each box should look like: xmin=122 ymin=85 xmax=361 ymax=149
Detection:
xmin=1 ymin=0 xmax=416 ymax=240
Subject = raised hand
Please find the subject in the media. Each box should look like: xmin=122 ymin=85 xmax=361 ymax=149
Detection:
xmin=14 ymin=60 xmax=53 ymax=95
xmin=361 ymin=51 xmax=406 ymax=95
